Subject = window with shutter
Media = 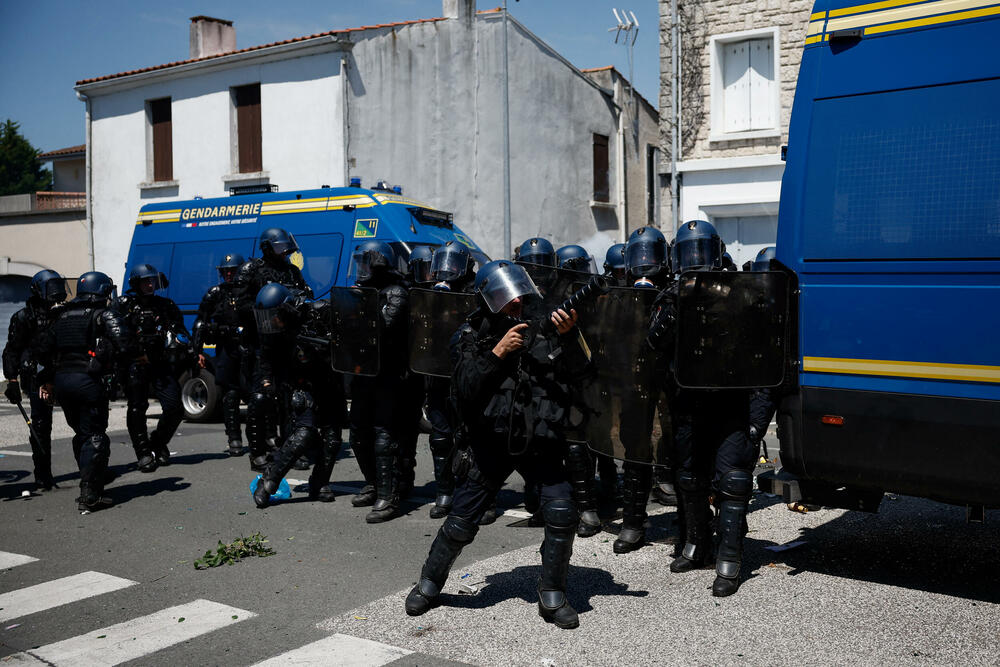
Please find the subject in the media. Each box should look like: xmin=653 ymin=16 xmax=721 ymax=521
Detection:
xmin=710 ymin=28 xmax=780 ymax=139
xmin=149 ymin=98 xmax=172 ymax=182
xmin=593 ymin=134 xmax=610 ymax=203
xmin=234 ymin=84 xmax=262 ymax=173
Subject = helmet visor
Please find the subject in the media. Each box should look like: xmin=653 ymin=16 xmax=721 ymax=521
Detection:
xmin=625 ymin=243 xmax=667 ymax=277
xmin=409 ymin=258 xmax=433 ymax=284
xmin=350 ymin=250 xmax=381 ymax=283
xmin=254 ymin=307 xmax=287 ymax=335
xmin=430 ymin=251 xmax=470 ymax=282
xmin=479 ymin=265 xmax=540 ymax=313
xmin=270 ymin=234 xmax=299 ymax=257
xmin=138 ymin=274 xmax=168 ymax=295
xmin=675 ymin=238 xmax=721 ymax=272
xmin=562 ymin=255 xmax=597 ymax=274
xmin=42 ymin=280 xmax=68 ymax=302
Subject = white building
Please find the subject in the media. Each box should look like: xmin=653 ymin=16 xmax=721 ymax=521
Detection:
xmin=76 ymin=2 xmax=658 ymax=281
xmin=658 ymin=0 xmax=812 ymax=267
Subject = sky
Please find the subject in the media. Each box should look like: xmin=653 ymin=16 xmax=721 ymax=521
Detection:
xmin=0 ymin=0 xmax=660 ymax=155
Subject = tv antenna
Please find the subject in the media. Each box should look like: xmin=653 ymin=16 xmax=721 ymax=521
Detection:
xmin=609 ymin=8 xmax=639 ymax=46
xmin=608 ymin=8 xmax=640 ymax=147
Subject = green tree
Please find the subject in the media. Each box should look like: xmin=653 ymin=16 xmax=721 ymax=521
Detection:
xmin=0 ymin=119 xmax=53 ymax=196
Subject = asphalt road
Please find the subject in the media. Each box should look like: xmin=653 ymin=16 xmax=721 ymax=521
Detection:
xmin=1 ymin=403 xmax=998 ymax=666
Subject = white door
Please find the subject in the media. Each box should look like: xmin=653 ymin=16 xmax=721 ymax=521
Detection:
xmin=712 ymin=215 xmax=778 ymax=268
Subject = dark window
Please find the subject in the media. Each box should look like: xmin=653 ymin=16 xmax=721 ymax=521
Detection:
xmin=149 ymin=98 xmax=172 ymax=182
xmin=593 ymin=133 xmax=610 ymax=202
xmin=234 ymin=83 xmax=262 ymax=173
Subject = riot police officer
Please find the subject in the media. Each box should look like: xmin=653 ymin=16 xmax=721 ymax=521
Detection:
xmin=115 ymin=264 xmax=188 ymax=472
xmin=405 ymin=260 xmax=586 ymax=629
xmin=748 ymin=246 xmax=779 ymax=460
xmin=347 ymin=240 xmax=410 ymax=523
xmin=236 ymin=228 xmax=313 ymax=472
xmin=193 ymin=253 xmax=246 ymax=457
xmin=407 ymin=245 xmax=435 ymax=287
xmin=422 ymin=241 xmax=476 ymax=519
xmin=602 ymin=243 xmax=627 ymax=286
xmin=614 ymin=226 xmax=675 ymax=554
xmin=251 ymin=284 xmax=344 ymax=508
xmin=555 ymin=245 xmax=596 ymax=274
xmin=36 ymin=272 xmax=131 ymax=512
xmin=667 ymin=219 xmax=757 ymax=597
xmin=3 ymin=270 xmax=67 ymax=490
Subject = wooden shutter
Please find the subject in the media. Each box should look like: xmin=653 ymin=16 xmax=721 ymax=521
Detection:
xmin=150 ymin=98 xmax=172 ymax=182
xmin=235 ymin=84 xmax=262 ymax=173
xmin=723 ymin=40 xmax=751 ymax=133
xmin=593 ymin=133 xmax=610 ymax=203
xmin=749 ymin=38 xmax=775 ymax=130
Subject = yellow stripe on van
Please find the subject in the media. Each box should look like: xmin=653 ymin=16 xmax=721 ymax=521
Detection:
xmin=864 ymin=2 xmax=1000 ymax=32
xmin=826 ymin=0 xmax=999 ymax=30
xmin=810 ymin=10 xmax=828 ymax=19
xmin=828 ymin=0 xmax=930 ymax=18
xmin=803 ymin=356 xmax=1000 ymax=383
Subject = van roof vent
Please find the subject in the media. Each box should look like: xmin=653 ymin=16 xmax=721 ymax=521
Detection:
xmin=230 ymin=183 xmax=279 ymax=196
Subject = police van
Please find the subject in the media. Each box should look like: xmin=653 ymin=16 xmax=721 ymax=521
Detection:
xmin=124 ymin=181 xmax=488 ymax=421
xmin=757 ymin=0 xmax=1000 ymax=513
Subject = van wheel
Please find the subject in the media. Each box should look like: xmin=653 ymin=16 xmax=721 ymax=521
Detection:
xmin=181 ymin=369 xmax=219 ymax=422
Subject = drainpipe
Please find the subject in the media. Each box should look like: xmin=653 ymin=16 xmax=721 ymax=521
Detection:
xmin=670 ymin=0 xmax=681 ymax=231
xmin=616 ymin=76 xmax=628 ymax=243
xmin=76 ymin=90 xmax=96 ymax=272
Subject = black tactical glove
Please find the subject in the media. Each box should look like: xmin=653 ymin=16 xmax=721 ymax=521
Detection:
xmin=4 ymin=380 xmax=22 ymax=404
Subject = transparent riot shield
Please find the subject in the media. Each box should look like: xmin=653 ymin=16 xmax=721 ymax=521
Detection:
xmin=674 ymin=271 xmax=790 ymax=389
xmin=408 ymin=289 xmax=478 ymax=377
xmin=568 ymin=286 xmax=662 ymax=465
xmin=328 ymin=286 xmax=380 ymax=376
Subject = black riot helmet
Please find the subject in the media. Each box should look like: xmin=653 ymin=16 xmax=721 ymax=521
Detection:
xmin=128 ymin=263 xmax=169 ymax=296
xmin=515 ymin=237 xmax=556 ymax=267
xmin=556 ymin=245 xmax=596 ymax=274
xmin=259 ymin=228 xmax=299 ymax=263
xmin=217 ymin=253 xmax=245 ymax=283
xmin=30 ymin=269 xmax=67 ymax=303
xmin=672 ymin=219 xmax=723 ymax=273
xmin=603 ymin=243 xmax=626 ymax=278
xmin=721 ymin=252 xmax=738 ymax=272
xmin=625 ymin=227 xmax=669 ymax=282
xmin=430 ymin=240 xmax=472 ymax=283
xmin=76 ymin=271 xmax=115 ymax=303
xmin=474 ymin=260 xmax=540 ymax=315
xmin=351 ymin=240 xmax=398 ymax=284
xmin=253 ymin=282 xmax=298 ymax=334
xmin=407 ymin=245 xmax=435 ymax=284
xmin=752 ymin=246 xmax=777 ymax=272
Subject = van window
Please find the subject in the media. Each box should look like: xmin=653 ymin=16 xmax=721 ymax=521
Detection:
xmin=166 ymin=240 xmax=254 ymax=307
xmin=800 ymin=78 xmax=1000 ymax=261
xmin=295 ymin=232 xmax=344 ymax=295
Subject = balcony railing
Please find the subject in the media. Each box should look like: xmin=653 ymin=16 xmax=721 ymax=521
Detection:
xmin=0 ymin=192 xmax=86 ymax=213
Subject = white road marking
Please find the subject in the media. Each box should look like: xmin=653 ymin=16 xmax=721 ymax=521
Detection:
xmin=502 ymin=509 xmax=533 ymax=519
xmin=0 ymin=571 xmax=138 ymax=623
xmin=0 ymin=551 xmax=38 ymax=570
xmin=251 ymin=633 xmax=413 ymax=666
xmin=4 ymin=599 xmax=255 ymax=665
xmin=0 ymin=449 xmax=34 ymax=456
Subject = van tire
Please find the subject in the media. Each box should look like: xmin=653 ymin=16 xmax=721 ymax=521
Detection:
xmin=181 ymin=369 xmax=219 ymax=422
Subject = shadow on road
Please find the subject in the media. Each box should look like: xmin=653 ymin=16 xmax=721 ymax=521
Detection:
xmin=107 ymin=475 xmax=191 ymax=504
xmin=745 ymin=495 xmax=1000 ymax=604
xmin=439 ymin=564 xmax=649 ymax=616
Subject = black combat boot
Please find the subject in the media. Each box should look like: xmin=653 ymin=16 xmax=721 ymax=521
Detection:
xmin=537 ymin=499 xmax=580 ymax=629
xmin=478 ymin=502 xmax=499 ymax=525
xmin=133 ymin=433 xmax=157 ymax=473
xmin=670 ymin=472 xmax=714 ymax=573
xmin=352 ymin=485 xmax=377 ymax=507
xmin=253 ymin=476 xmax=276 ymax=509
xmin=366 ymin=434 xmax=400 ymax=523
xmin=566 ymin=442 xmax=602 ymax=538
xmin=712 ymin=470 xmax=752 ymax=597
xmin=227 ymin=440 xmax=244 ymax=457
xmin=405 ymin=516 xmax=479 ymax=616
xmin=150 ymin=432 xmax=170 ymax=467
xmin=222 ymin=389 xmax=244 ymax=456
xmin=308 ymin=430 xmax=341 ymax=503
xmin=614 ymin=463 xmax=652 ymax=554
xmin=245 ymin=390 xmax=270 ymax=471
xmin=429 ymin=437 xmax=455 ymax=519
xmin=651 ymin=465 xmax=678 ymax=506
xmin=77 ymin=482 xmax=114 ymax=514
xmin=398 ymin=456 xmax=416 ymax=500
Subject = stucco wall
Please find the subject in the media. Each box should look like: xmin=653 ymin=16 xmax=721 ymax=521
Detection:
xmin=346 ymin=13 xmax=623 ymax=259
xmin=53 ymin=159 xmax=86 ymax=192
xmin=86 ymin=48 xmax=345 ymax=281
xmin=0 ymin=211 xmax=92 ymax=278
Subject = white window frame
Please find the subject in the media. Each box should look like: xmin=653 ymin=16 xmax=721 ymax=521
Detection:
xmin=709 ymin=26 xmax=781 ymax=143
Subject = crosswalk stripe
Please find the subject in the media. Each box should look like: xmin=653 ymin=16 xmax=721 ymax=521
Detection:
xmin=0 ymin=449 xmax=34 ymax=456
xmin=251 ymin=633 xmax=413 ymax=667
xmin=4 ymin=599 xmax=255 ymax=665
xmin=0 ymin=571 xmax=138 ymax=623
xmin=0 ymin=551 xmax=38 ymax=570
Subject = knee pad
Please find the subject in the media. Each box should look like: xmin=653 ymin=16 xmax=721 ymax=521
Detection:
xmin=541 ymin=498 xmax=578 ymax=529
xmin=441 ymin=515 xmax=479 ymax=545
xmin=718 ymin=469 xmax=752 ymax=501
xmin=429 ymin=437 xmax=452 ymax=458
xmin=374 ymin=429 xmax=398 ymax=457
xmin=290 ymin=389 xmax=314 ymax=415
xmin=677 ymin=471 xmax=707 ymax=493
xmin=222 ymin=389 xmax=240 ymax=410
xmin=90 ymin=434 xmax=111 ymax=457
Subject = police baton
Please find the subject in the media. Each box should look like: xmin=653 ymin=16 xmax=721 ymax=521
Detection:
xmin=15 ymin=401 xmax=42 ymax=447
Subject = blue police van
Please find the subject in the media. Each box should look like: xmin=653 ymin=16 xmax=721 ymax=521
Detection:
xmin=759 ymin=0 xmax=1000 ymax=513
xmin=124 ymin=181 xmax=487 ymax=421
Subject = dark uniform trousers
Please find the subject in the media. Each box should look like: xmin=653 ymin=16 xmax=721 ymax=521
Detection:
xmin=53 ymin=372 xmax=110 ymax=489
xmin=24 ymin=372 xmax=55 ymax=484
xmin=126 ymin=360 xmax=183 ymax=453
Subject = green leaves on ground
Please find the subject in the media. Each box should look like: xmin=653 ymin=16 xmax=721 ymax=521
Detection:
xmin=194 ymin=532 xmax=275 ymax=570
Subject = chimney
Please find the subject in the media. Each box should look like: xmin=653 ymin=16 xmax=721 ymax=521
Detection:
xmin=189 ymin=16 xmax=236 ymax=59
xmin=442 ymin=0 xmax=475 ymax=21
